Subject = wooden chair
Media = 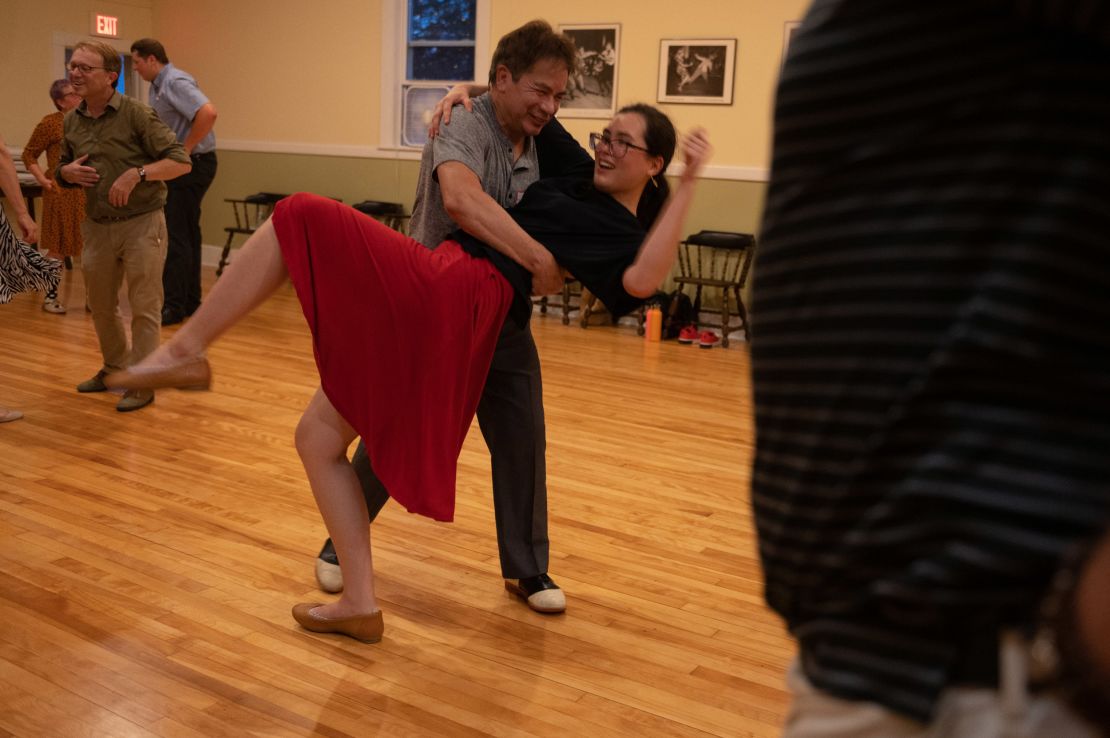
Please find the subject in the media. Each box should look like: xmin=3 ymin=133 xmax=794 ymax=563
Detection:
xmin=532 ymin=282 xmax=626 ymax=327
xmin=352 ymin=200 xmax=409 ymax=234
xmin=564 ymin=287 xmax=653 ymax=333
xmin=535 ymin=280 xmax=586 ymax=324
xmin=217 ymin=192 xmax=289 ymax=276
xmin=673 ymin=230 xmax=756 ymax=347
xmin=578 ymin=287 xmax=634 ymax=329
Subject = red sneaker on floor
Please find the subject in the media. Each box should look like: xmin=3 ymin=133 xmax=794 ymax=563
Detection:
xmin=678 ymin=324 xmax=699 ymax=344
xmin=698 ymin=330 xmax=720 ymax=349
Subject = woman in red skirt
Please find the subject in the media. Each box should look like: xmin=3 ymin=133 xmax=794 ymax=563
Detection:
xmin=108 ymin=106 xmax=712 ymax=643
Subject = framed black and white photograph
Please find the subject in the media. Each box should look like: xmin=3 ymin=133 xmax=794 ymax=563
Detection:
xmin=558 ymin=23 xmax=620 ymax=118
xmin=657 ymin=38 xmax=736 ymax=105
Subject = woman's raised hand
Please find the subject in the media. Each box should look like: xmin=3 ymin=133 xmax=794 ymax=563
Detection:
xmin=679 ymin=128 xmax=713 ymax=182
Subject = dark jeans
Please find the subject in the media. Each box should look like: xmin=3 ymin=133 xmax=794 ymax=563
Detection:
xmin=163 ymin=151 xmax=217 ymax=316
xmin=350 ymin=316 xmax=550 ymax=579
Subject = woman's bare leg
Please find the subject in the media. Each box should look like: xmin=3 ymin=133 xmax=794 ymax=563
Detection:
xmin=146 ymin=218 xmax=288 ymax=362
xmin=295 ymin=387 xmax=378 ymax=617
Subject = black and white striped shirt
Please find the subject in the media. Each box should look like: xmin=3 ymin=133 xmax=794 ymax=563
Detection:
xmin=751 ymin=0 xmax=1110 ymax=722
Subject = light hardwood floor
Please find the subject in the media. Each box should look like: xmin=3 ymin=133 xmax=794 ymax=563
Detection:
xmin=0 ymin=267 xmax=792 ymax=737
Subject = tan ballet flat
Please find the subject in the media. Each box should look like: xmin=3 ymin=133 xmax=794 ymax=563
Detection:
xmin=291 ymin=603 xmax=384 ymax=643
xmin=105 ymin=355 xmax=212 ymax=391
xmin=0 ymin=409 xmax=24 ymax=423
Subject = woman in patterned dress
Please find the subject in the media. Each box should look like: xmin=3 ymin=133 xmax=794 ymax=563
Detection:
xmin=1 ymin=132 xmax=61 ymax=422
xmin=22 ymin=79 xmax=86 ymax=314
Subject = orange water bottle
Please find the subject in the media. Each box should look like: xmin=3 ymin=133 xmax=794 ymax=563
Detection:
xmin=645 ymin=305 xmax=662 ymax=341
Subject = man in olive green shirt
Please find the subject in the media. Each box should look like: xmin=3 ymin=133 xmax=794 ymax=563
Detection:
xmin=59 ymin=40 xmax=191 ymax=412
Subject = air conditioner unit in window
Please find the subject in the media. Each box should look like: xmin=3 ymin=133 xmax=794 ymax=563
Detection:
xmin=402 ymin=84 xmax=453 ymax=148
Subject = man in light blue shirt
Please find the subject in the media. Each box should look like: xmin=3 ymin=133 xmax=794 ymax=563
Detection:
xmin=131 ymin=38 xmax=218 ymax=326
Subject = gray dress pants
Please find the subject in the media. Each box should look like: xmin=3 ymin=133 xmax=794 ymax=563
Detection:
xmin=350 ymin=316 xmax=550 ymax=579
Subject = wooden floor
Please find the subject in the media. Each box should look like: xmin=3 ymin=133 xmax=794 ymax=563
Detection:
xmin=0 ymin=268 xmax=792 ymax=737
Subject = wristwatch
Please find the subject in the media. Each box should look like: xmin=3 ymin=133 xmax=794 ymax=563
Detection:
xmin=137 ymin=166 xmax=147 ymax=182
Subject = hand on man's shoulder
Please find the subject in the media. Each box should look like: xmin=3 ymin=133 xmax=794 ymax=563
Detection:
xmin=433 ymin=100 xmax=484 ymax=141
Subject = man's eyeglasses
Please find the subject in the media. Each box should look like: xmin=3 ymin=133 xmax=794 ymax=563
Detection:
xmin=67 ymin=62 xmax=106 ymax=74
xmin=589 ymin=132 xmax=651 ymax=159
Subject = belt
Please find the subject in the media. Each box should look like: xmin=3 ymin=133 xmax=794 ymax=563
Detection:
xmin=89 ymin=210 xmax=153 ymax=225
xmin=190 ymin=151 xmax=216 ymax=159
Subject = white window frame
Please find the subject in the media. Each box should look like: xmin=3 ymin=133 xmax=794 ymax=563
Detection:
xmin=380 ymin=0 xmax=490 ymax=150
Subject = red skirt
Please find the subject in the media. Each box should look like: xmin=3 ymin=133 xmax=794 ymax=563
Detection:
xmin=272 ymin=193 xmax=513 ymax=522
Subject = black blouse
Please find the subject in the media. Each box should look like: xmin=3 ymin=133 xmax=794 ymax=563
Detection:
xmin=453 ymin=177 xmax=647 ymax=326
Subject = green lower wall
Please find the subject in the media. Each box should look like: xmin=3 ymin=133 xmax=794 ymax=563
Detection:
xmin=202 ymin=149 xmax=767 ymax=248
xmin=200 ymin=149 xmax=767 ymax=305
xmin=200 ymin=150 xmax=422 ymax=255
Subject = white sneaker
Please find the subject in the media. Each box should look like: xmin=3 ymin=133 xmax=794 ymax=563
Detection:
xmin=504 ymin=574 xmax=567 ymax=613
xmin=315 ymin=557 xmax=344 ymax=593
xmin=42 ymin=299 xmax=67 ymax=314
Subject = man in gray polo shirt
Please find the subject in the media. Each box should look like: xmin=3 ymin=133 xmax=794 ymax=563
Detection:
xmin=131 ymin=38 xmax=218 ymax=327
xmin=313 ymin=20 xmax=584 ymax=614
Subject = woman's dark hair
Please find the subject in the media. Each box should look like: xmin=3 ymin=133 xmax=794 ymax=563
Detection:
xmin=618 ymin=103 xmax=677 ymax=228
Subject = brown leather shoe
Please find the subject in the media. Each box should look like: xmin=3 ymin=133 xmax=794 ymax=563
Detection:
xmin=105 ymin=356 xmax=211 ymax=391
xmin=291 ymin=603 xmax=384 ymax=643
xmin=76 ymin=370 xmax=109 ymax=393
xmin=116 ymin=389 xmax=154 ymax=413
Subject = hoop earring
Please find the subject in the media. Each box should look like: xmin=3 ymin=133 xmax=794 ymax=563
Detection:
xmin=650 ymin=175 xmax=659 ymax=189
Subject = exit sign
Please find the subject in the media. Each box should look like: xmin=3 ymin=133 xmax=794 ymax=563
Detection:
xmin=92 ymin=13 xmax=119 ymax=37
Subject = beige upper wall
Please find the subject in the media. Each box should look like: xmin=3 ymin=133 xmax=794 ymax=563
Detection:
xmin=1 ymin=0 xmax=153 ymax=143
xmin=150 ymin=0 xmax=382 ymax=146
xmin=4 ymin=0 xmax=809 ymax=171
xmin=494 ymin=0 xmax=811 ymax=170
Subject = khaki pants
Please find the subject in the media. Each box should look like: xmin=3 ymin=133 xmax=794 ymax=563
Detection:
xmin=781 ymin=636 xmax=1096 ymax=738
xmin=81 ymin=210 xmax=167 ymax=372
